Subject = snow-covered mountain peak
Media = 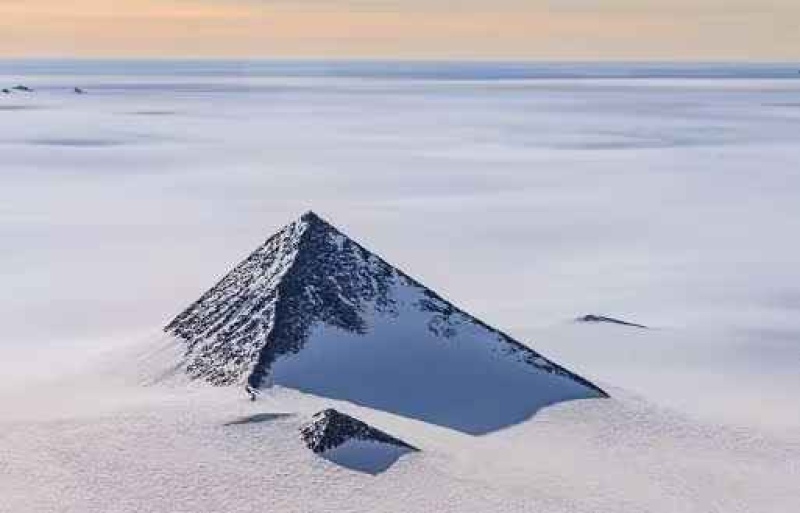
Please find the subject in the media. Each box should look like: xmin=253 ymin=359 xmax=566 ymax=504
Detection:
xmin=299 ymin=209 xmax=323 ymax=222
xmin=165 ymin=212 xmax=607 ymax=433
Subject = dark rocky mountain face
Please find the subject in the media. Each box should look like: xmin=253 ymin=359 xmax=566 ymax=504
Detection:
xmin=165 ymin=217 xmax=304 ymax=385
xmin=247 ymin=212 xmax=398 ymax=389
xmin=300 ymin=409 xmax=418 ymax=454
xmin=165 ymin=212 xmax=399 ymax=387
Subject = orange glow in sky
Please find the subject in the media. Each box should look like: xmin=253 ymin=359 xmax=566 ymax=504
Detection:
xmin=1 ymin=1 xmax=797 ymax=59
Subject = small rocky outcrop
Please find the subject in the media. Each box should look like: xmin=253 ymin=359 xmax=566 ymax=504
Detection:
xmin=301 ymin=409 xmax=418 ymax=454
xmin=576 ymin=314 xmax=648 ymax=329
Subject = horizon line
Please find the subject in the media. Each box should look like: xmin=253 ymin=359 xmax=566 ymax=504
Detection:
xmin=0 ymin=57 xmax=798 ymax=65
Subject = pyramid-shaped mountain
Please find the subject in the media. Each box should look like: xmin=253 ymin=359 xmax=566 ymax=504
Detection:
xmin=165 ymin=211 xmax=607 ymax=434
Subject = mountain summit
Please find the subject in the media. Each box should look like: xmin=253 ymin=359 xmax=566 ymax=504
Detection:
xmin=165 ymin=211 xmax=606 ymax=433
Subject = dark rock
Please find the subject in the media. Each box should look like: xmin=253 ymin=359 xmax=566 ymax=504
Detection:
xmin=576 ymin=314 xmax=648 ymax=329
xmin=300 ymin=409 xmax=417 ymax=454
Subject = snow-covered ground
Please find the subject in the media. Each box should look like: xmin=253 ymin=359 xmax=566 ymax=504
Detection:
xmin=1 ymin=62 xmax=799 ymax=512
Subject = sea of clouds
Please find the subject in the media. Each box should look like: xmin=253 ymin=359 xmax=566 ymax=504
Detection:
xmin=1 ymin=62 xmax=799 ymax=431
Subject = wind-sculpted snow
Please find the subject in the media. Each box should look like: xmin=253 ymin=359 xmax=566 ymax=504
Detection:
xmin=165 ymin=211 xmax=606 ymax=432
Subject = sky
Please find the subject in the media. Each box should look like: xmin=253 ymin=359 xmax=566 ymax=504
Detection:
xmin=0 ymin=0 xmax=798 ymax=60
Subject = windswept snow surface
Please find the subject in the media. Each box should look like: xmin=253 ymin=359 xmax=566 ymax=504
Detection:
xmin=2 ymin=61 xmax=800 ymax=512
xmin=0 ymin=374 xmax=797 ymax=513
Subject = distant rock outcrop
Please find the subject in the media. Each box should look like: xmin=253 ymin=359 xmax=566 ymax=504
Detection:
xmin=576 ymin=314 xmax=648 ymax=329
